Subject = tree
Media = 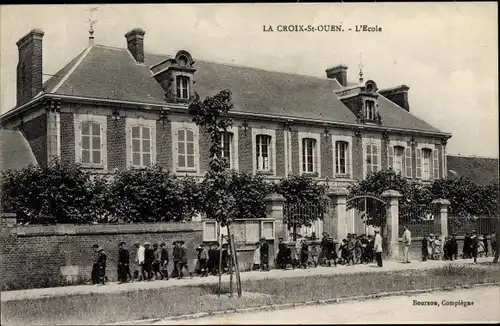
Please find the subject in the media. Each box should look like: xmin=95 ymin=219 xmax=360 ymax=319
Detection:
xmin=1 ymin=160 xmax=106 ymax=224
xmin=108 ymin=165 xmax=202 ymax=223
xmin=228 ymin=170 xmax=271 ymax=220
xmin=188 ymin=89 xmax=241 ymax=297
xmin=275 ymin=174 xmax=328 ymax=240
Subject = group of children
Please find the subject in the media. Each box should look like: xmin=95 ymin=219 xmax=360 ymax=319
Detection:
xmin=193 ymin=242 xmax=235 ymax=276
xmin=274 ymin=232 xmax=377 ymax=270
xmin=421 ymin=230 xmax=497 ymax=264
xmin=91 ymin=239 xmax=192 ymax=285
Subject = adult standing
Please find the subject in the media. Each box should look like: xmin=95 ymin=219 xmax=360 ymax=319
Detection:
xmin=421 ymin=234 xmax=429 ymax=261
xmin=471 ymin=230 xmax=479 ymax=264
xmin=374 ymin=230 xmax=383 ymax=267
xmin=260 ymin=237 xmax=270 ymax=271
xmin=320 ymin=232 xmax=330 ymax=266
xmin=144 ymin=242 xmax=155 ymax=281
xmin=402 ymin=225 xmax=412 ymax=263
xmin=96 ymin=247 xmax=107 ymax=285
xmin=277 ymin=238 xmax=288 ymax=270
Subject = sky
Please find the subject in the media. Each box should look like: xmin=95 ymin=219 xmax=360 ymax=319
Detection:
xmin=0 ymin=3 xmax=498 ymax=158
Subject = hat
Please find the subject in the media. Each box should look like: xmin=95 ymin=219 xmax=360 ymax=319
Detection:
xmin=118 ymin=241 xmax=126 ymax=246
xmin=173 ymin=240 xmax=185 ymax=245
xmin=260 ymin=237 xmax=266 ymax=241
xmin=144 ymin=242 xmax=151 ymax=246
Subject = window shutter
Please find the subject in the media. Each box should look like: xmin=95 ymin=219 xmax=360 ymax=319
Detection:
xmin=100 ymin=125 xmax=104 ymax=164
xmin=129 ymin=126 xmax=133 ymax=166
xmin=77 ymin=122 xmax=82 ymax=163
xmin=405 ymin=147 xmax=412 ymax=178
xmin=388 ymin=145 xmax=394 ymax=169
xmin=416 ymin=148 xmax=422 ymax=178
xmin=345 ymin=143 xmax=350 ymax=175
xmin=373 ymin=144 xmax=379 ymax=172
xmin=433 ymin=149 xmax=439 ymax=179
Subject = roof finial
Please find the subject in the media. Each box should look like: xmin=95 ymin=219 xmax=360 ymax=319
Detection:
xmin=358 ymin=50 xmax=364 ymax=84
xmin=87 ymin=6 xmax=99 ymax=46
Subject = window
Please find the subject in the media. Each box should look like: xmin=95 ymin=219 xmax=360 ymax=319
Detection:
xmin=256 ymin=134 xmax=272 ymax=171
xmin=365 ymin=143 xmax=379 ymax=174
xmin=405 ymin=147 xmax=412 ymax=178
xmin=335 ymin=141 xmax=349 ymax=175
xmin=131 ymin=126 xmax=152 ymax=167
xmin=416 ymin=148 xmax=422 ymax=178
xmin=176 ymin=76 xmax=189 ymax=99
xmin=220 ymin=131 xmax=233 ymax=168
xmin=433 ymin=149 xmax=439 ymax=179
xmin=177 ymin=129 xmax=196 ymax=169
xmin=81 ymin=121 xmax=102 ymax=165
xmin=365 ymin=100 xmax=376 ymax=120
xmin=393 ymin=146 xmax=404 ymax=175
xmin=302 ymin=138 xmax=316 ymax=173
xmin=422 ymin=148 xmax=432 ymax=179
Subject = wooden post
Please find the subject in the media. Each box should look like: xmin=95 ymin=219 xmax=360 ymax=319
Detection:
xmin=218 ymin=228 xmax=223 ymax=297
xmin=231 ymin=234 xmax=242 ymax=297
xmin=227 ymin=227 xmax=233 ymax=297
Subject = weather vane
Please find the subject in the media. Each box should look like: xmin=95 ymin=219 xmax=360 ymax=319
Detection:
xmin=87 ymin=6 xmax=99 ymax=45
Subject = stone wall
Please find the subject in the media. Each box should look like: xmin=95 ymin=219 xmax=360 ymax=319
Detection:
xmin=0 ymin=221 xmax=203 ymax=291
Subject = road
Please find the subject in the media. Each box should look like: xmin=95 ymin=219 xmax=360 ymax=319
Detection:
xmin=150 ymin=286 xmax=500 ymax=325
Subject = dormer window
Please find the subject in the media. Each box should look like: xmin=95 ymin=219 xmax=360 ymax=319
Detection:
xmin=365 ymin=100 xmax=376 ymax=120
xmin=177 ymin=55 xmax=188 ymax=67
xmin=176 ymin=76 xmax=190 ymax=100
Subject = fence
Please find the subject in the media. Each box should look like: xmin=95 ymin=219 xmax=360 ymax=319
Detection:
xmin=399 ymin=203 xmax=438 ymax=238
xmin=283 ymin=201 xmax=327 ymax=240
xmin=447 ymin=216 xmax=499 ymax=236
xmin=346 ymin=195 xmax=386 ymax=236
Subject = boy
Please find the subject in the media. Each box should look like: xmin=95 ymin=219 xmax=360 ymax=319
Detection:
xmin=340 ymin=239 xmax=349 ymax=265
xmin=152 ymin=243 xmax=161 ymax=280
xmin=347 ymin=234 xmax=356 ymax=265
xmin=117 ymin=242 xmax=130 ymax=284
xmin=260 ymin=237 xmax=270 ymax=271
xmin=160 ymin=242 xmax=169 ymax=280
xmin=421 ymin=235 xmax=429 ymax=261
xmin=252 ymin=241 xmax=261 ymax=271
xmin=96 ymin=247 xmax=107 ymax=285
xmin=450 ymin=234 xmax=458 ymax=260
xmin=199 ymin=243 xmax=209 ymax=277
xmin=309 ymin=243 xmax=319 ymax=267
xmin=91 ymin=244 xmax=99 ymax=285
xmin=355 ymin=236 xmax=363 ymax=264
xmin=144 ymin=242 xmax=155 ymax=281
xmin=277 ymin=238 xmax=288 ymax=270
xmin=300 ymin=238 xmax=309 ymax=269
xmin=134 ymin=242 xmax=145 ymax=281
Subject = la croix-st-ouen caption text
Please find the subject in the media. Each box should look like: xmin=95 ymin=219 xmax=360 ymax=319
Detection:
xmin=262 ymin=24 xmax=382 ymax=33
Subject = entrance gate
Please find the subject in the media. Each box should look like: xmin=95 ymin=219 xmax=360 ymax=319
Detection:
xmin=346 ymin=195 xmax=387 ymax=237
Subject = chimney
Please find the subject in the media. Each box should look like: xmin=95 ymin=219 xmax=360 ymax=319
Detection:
xmin=379 ymin=85 xmax=410 ymax=112
xmin=125 ymin=28 xmax=146 ymax=63
xmin=326 ymin=64 xmax=348 ymax=87
xmin=16 ymin=29 xmax=44 ymax=106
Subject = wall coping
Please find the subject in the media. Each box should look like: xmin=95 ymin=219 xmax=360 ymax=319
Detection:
xmin=381 ymin=189 xmax=403 ymax=198
xmin=431 ymin=198 xmax=451 ymax=205
xmin=1 ymin=222 xmax=203 ymax=237
xmin=327 ymin=188 xmax=349 ymax=196
xmin=201 ymin=218 xmax=276 ymax=223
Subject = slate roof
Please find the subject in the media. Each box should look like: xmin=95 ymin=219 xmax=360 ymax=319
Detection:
xmin=35 ymin=44 xmax=444 ymax=134
xmin=0 ymin=130 xmax=37 ymax=172
xmin=447 ymin=155 xmax=499 ymax=186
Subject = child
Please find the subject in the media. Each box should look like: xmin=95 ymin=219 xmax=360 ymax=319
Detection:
xmin=355 ymin=236 xmax=363 ymax=264
xmin=160 ymin=242 xmax=169 ymax=280
xmin=199 ymin=243 xmax=209 ymax=277
xmin=194 ymin=245 xmax=203 ymax=275
xmin=300 ymin=239 xmax=309 ymax=269
xmin=152 ymin=243 xmax=162 ymax=280
xmin=477 ymin=234 xmax=486 ymax=257
xmin=309 ymin=243 xmax=319 ymax=267
xmin=421 ymin=235 xmax=429 ymax=261
xmin=340 ymin=239 xmax=349 ymax=265
xmin=366 ymin=235 xmax=374 ymax=263
xmin=252 ymin=241 xmax=261 ymax=271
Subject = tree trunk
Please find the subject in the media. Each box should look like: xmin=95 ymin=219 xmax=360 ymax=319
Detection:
xmin=230 ymin=233 xmax=242 ymax=297
xmin=227 ymin=226 xmax=233 ymax=297
xmin=218 ymin=226 xmax=223 ymax=297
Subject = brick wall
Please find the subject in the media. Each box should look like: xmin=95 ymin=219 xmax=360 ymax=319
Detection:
xmin=157 ymin=122 xmax=172 ymax=170
xmin=0 ymin=222 xmax=203 ymax=291
xmin=238 ymin=126 xmax=252 ymax=173
xmin=60 ymin=112 xmax=75 ymax=165
xmin=321 ymin=135 xmax=333 ymax=178
xmin=275 ymin=129 xmax=285 ymax=177
xmin=352 ymin=137 xmax=363 ymax=180
xmin=21 ymin=113 xmax=47 ymax=167
xmin=107 ymin=117 xmax=126 ymax=170
xmin=199 ymin=129 xmax=211 ymax=174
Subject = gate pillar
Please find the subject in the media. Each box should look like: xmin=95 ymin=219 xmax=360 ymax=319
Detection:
xmin=264 ymin=193 xmax=286 ymax=267
xmin=431 ymin=198 xmax=451 ymax=239
xmin=381 ymin=189 xmax=402 ymax=259
xmin=327 ymin=188 xmax=348 ymax=241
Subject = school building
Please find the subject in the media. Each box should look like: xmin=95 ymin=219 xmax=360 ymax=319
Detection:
xmin=1 ymin=28 xmax=454 ymax=237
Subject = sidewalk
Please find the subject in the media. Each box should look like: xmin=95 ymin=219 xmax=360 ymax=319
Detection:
xmin=1 ymin=257 xmax=492 ymax=302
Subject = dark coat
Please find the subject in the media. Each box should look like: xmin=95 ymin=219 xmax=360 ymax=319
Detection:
xmin=260 ymin=242 xmax=269 ymax=263
xmin=97 ymin=251 xmax=107 ymax=268
xmin=173 ymin=246 xmax=187 ymax=264
xmin=160 ymin=248 xmax=169 ymax=263
xmin=144 ymin=248 xmax=155 ymax=263
xmin=277 ymin=242 xmax=288 ymax=261
xmin=118 ymin=248 xmax=130 ymax=264
xmin=421 ymin=238 xmax=428 ymax=254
